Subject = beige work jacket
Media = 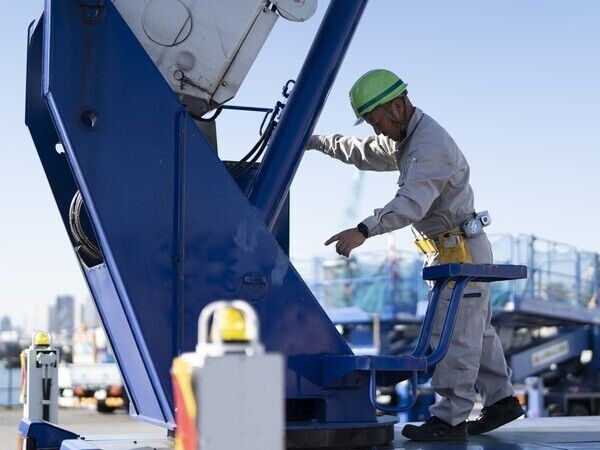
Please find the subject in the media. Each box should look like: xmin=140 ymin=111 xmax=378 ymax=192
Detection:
xmin=309 ymin=108 xmax=476 ymax=237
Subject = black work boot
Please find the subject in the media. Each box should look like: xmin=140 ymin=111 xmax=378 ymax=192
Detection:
xmin=467 ymin=396 xmax=525 ymax=435
xmin=401 ymin=416 xmax=467 ymax=441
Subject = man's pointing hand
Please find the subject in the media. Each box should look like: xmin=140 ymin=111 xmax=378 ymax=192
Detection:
xmin=324 ymin=227 xmax=366 ymax=258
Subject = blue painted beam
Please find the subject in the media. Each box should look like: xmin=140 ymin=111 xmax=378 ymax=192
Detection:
xmin=18 ymin=420 xmax=78 ymax=450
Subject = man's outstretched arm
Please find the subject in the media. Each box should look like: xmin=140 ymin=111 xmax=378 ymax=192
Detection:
xmin=307 ymin=134 xmax=398 ymax=171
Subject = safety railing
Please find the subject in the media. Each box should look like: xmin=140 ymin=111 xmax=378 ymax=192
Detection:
xmin=295 ymin=234 xmax=600 ymax=318
xmin=294 ymin=251 xmax=428 ymax=318
xmin=490 ymin=234 xmax=600 ymax=311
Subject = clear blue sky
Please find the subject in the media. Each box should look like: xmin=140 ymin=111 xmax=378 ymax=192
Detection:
xmin=1 ymin=1 xmax=599 ymax=326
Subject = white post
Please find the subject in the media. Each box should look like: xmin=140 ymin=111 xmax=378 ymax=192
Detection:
xmin=21 ymin=331 xmax=59 ymax=423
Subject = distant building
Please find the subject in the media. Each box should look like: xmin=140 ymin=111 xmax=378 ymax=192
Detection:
xmin=49 ymin=295 xmax=75 ymax=336
xmin=0 ymin=316 xmax=11 ymax=332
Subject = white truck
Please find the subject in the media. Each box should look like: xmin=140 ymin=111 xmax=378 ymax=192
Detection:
xmin=58 ymin=328 xmax=127 ymax=413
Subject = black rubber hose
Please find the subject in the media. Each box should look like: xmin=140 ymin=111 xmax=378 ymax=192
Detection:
xmin=69 ymin=191 xmax=103 ymax=264
xmin=189 ymin=106 xmax=223 ymax=122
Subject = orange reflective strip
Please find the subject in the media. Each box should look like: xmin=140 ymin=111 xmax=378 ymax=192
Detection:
xmin=172 ymin=358 xmax=198 ymax=450
xmin=172 ymin=358 xmax=196 ymax=418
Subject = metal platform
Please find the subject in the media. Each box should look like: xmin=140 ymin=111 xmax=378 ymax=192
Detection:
xmin=391 ymin=417 xmax=600 ymax=449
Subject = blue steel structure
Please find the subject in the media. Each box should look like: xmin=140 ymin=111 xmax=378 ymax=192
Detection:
xmin=21 ymin=1 xmax=529 ymax=449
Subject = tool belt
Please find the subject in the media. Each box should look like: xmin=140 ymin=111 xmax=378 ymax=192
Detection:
xmin=414 ymin=227 xmax=473 ymax=264
xmin=414 ymin=211 xmax=491 ymax=264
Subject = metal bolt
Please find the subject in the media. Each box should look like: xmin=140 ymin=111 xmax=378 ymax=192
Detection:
xmin=80 ymin=109 xmax=99 ymax=130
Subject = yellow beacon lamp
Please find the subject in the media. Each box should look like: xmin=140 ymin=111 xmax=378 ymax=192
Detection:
xmin=211 ymin=306 xmax=249 ymax=343
xmin=33 ymin=331 xmax=52 ymax=347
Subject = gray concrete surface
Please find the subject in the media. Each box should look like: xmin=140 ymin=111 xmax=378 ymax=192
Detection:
xmin=5 ymin=406 xmax=600 ymax=449
xmin=2 ymin=406 xmax=161 ymax=443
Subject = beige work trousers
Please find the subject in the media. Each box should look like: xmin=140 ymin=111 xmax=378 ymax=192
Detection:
xmin=428 ymin=233 xmax=514 ymax=425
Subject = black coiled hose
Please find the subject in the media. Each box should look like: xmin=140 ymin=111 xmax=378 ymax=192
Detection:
xmin=69 ymin=191 xmax=103 ymax=265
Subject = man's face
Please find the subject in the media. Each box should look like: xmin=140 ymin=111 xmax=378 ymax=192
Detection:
xmin=364 ymin=99 xmax=405 ymax=141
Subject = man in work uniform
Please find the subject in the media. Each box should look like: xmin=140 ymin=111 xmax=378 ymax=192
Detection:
xmin=307 ymin=69 xmax=524 ymax=441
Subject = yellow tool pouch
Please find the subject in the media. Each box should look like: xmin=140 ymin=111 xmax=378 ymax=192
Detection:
xmin=437 ymin=233 xmax=473 ymax=264
xmin=414 ymin=238 xmax=437 ymax=254
xmin=414 ymin=228 xmax=473 ymax=264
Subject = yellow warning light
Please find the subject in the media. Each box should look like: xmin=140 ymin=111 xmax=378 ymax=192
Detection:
xmin=213 ymin=307 xmax=248 ymax=342
xmin=33 ymin=331 xmax=51 ymax=347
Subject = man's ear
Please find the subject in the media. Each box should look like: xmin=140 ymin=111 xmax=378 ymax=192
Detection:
xmin=391 ymin=97 xmax=405 ymax=119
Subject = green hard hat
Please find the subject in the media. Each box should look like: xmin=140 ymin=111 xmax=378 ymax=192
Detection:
xmin=349 ymin=69 xmax=407 ymax=125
